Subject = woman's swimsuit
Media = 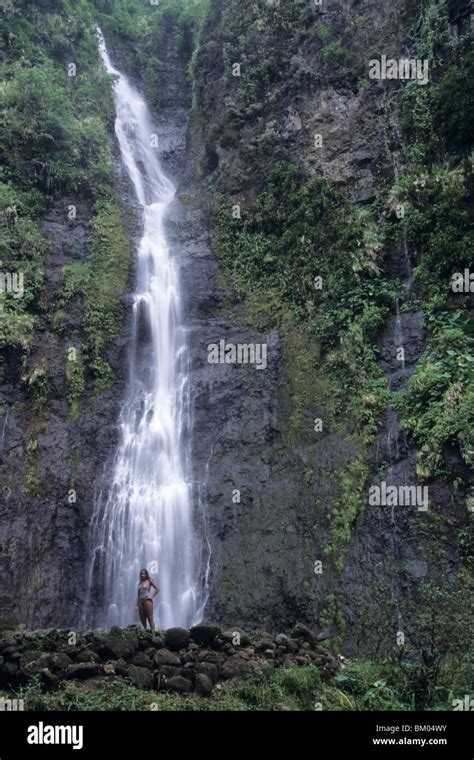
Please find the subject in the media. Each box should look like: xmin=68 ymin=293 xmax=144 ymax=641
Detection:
xmin=138 ymin=581 xmax=153 ymax=603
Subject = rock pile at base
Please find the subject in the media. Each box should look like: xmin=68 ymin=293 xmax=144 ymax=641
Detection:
xmin=0 ymin=622 xmax=340 ymax=697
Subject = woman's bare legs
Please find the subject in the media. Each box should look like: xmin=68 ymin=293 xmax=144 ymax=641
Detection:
xmin=138 ymin=601 xmax=147 ymax=629
xmin=144 ymin=599 xmax=155 ymax=630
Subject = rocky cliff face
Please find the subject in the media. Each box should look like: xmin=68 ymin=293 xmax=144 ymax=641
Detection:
xmin=0 ymin=1 xmax=469 ymax=653
xmin=0 ymin=150 xmax=139 ymax=629
xmin=179 ymin=0 xmax=470 ymax=649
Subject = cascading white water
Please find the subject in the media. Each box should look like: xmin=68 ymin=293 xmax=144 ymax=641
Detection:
xmin=85 ymin=30 xmax=203 ymax=629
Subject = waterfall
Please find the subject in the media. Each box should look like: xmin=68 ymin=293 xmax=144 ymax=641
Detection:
xmin=83 ymin=30 xmax=204 ymax=630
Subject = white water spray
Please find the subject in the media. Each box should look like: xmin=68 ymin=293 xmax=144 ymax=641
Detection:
xmin=84 ymin=31 xmax=203 ymax=629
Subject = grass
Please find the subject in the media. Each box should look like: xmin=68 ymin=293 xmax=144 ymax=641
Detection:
xmin=2 ymin=659 xmax=470 ymax=711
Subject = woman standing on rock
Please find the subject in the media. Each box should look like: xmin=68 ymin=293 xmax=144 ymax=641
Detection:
xmin=136 ymin=569 xmax=159 ymax=630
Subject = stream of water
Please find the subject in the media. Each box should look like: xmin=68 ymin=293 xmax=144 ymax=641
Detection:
xmin=83 ymin=31 xmax=204 ymax=629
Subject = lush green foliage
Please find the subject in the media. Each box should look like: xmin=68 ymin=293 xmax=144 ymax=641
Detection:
xmin=400 ymin=571 xmax=474 ymax=707
xmin=216 ymin=164 xmax=387 ymax=337
xmin=392 ymin=3 xmax=474 ymax=480
xmin=395 ymin=311 xmax=473 ymax=478
xmin=0 ymin=186 xmax=46 ymax=350
xmin=0 ymin=0 xmax=130 ymax=403
xmin=192 ymin=0 xmax=370 ymax=124
xmin=0 ymin=1 xmax=115 ymax=197
xmin=215 ymin=162 xmax=394 ymax=439
xmin=205 ymin=0 xmax=473 ymax=599
xmin=93 ymin=0 xmax=209 ymax=110
xmin=208 ymin=0 xmax=473 ymax=483
xmin=60 ymin=199 xmax=130 ymax=392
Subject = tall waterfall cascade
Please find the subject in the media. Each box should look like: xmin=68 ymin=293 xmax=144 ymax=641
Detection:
xmin=84 ymin=30 xmax=204 ymax=629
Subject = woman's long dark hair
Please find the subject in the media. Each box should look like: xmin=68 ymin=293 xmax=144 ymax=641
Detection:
xmin=138 ymin=568 xmax=150 ymax=584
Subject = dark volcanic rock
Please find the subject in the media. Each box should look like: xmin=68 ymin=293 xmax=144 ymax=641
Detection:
xmin=129 ymin=651 xmax=153 ymax=669
xmin=290 ymin=623 xmax=317 ymax=647
xmin=195 ymin=662 xmax=219 ymax=684
xmin=219 ymin=655 xmax=251 ymax=680
xmin=164 ymin=628 xmax=190 ymax=651
xmin=166 ymin=675 xmax=193 ymax=694
xmin=123 ymin=664 xmax=153 ymax=690
xmin=154 ymin=649 xmax=181 ymax=668
xmin=195 ymin=673 xmax=213 ymax=696
xmin=190 ymin=622 xmax=222 ymax=646
xmin=97 ymin=633 xmax=138 ymax=660
xmin=0 ymin=661 xmax=19 ymax=686
xmin=159 ymin=665 xmax=180 ymax=681
xmin=66 ymin=663 xmax=102 ymax=680
xmin=0 ymin=625 xmax=341 ymax=696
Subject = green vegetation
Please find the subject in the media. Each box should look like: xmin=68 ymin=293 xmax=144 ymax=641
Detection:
xmin=390 ymin=3 xmax=474 ymax=480
xmin=192 ymin=0 xmax=368 ymax=125
xmin=196 ymin=0 xmax=473 ymax=603
xmin=0 ymin=0 xmax=132 ymax=403
xmin=319 ymin=593 xmax=346 ymax=654
xmin=401 ymin=571 xmax=473 ymax=708
xmin=94 ymin=0 xmax=209 ymax=110
xmin=206 ymin=0 xmax=473 ymax=487
xmin=324 ymin=455 xmax=369 ymax=571
xmin=60 ymin=199 xmax=130 ymax=392
xmin=215 ymin=163 xmax=394 ymax=443
xmin=0 ymin=186 xmax=46 ymax=352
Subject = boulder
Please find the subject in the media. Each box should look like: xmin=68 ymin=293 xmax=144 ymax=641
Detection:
xmin=137 ymin=632 xmax=155 ymax=651
xmin=197 ymin=651 xmax=219 ymax=665
xmin=154 ymin=649 xmax=181 ymax=668
xmin=113 ymin=659 xmax=128 ymax=677
xmin=190 ymin=622 xmax=222 ymax=646
xmin=66 ymin=663 xmax=102 ymax=680
xmin=290 ymin=623 xmax=317 ymax=647
xmin=159 ymin=665 xmax=180 ymax=681
xmin=19 ymin=650 xmax=43 ymax=667
xmin=97 ymin=633 xmax=137 ymax=660
xmin=179 ymin=665 xmax=195 ymax=682
xmin=195 ymin=673 xmax=213 ymax=696
xmin=74 ymin=650 xmax=97 ymax=664
xmin=220 ymin=655 xmax=251 ymax=679
xmin=195 ymin=662 xmax=219 ymax=684
xmin=39 ymin=669 xmax=59 ymax=690
xmin=167 ymin=675 xmax=193 ymax=694
xmin=0 ymin=644 xmax=18 ymax=658
xmin=130 ymin=651 xmax=153 ymax=668
xmin=123 ymin=664 xmax=153 ymax=690
xmin=164 ymin=628 xmax=190 ymax=651
xmin=0 ymin=661 xmax=19 ymax=686
xmin=48 ymin=652 xmax=73 ymax=673
xmin=254 ymin=638 xmax=274 ymax=652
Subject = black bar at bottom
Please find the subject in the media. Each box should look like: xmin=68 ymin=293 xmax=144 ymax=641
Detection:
xmin=0 ymin=710 xmax=471 ymax=757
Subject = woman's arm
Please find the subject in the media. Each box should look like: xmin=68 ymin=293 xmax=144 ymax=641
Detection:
xmin=150 ymin=579 xmax=160 ymax=598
